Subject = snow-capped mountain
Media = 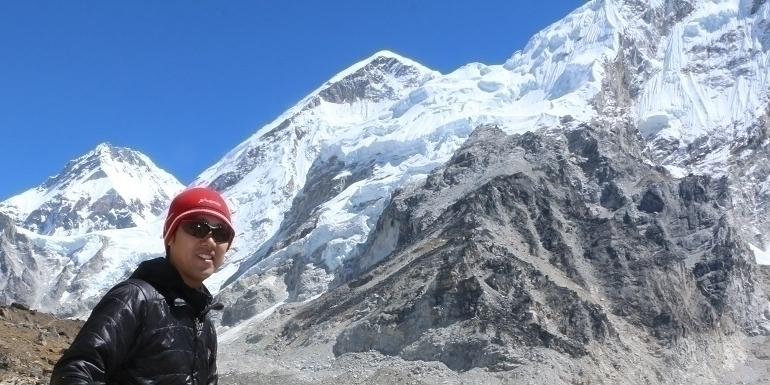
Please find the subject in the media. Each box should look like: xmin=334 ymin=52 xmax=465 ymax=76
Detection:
xmin=0 ymin=143 xmax=183 ymax=236
xmin=0 ymin=143 xmax=183 ymax=314
xmin=1 ymin=1 xmax=770 ymax=367
xmin=207 ymin=0 xmax=770 ymax=313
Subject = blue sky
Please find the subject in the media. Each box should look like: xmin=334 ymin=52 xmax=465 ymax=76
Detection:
xmin=0 ymin=1 xmax=585 ymax=200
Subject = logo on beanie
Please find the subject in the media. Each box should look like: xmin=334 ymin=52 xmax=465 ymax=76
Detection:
xmin=199 ymin=198 xmax=222 ymax=207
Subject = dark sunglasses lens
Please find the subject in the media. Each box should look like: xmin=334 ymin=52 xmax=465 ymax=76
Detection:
xmin=181 ymin=221 xmax=232 ymax=243
xmin=181 ymin=222 xmax=210 ymax=238
xmin=210 ymin=227 xmax=233 ymax=243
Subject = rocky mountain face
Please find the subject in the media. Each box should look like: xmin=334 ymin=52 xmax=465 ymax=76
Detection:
xmin=0 ymin=211 xmax=126 ymax=316
xmin=224 ymin=120 xmax=770 ymax=384
xmin=317 ymin=55 xmax=433 ymax=104
xmin=0 ymin=213 xmax=44 ymax=308
xmin=0 ymin=143 xmax=182 ymax=236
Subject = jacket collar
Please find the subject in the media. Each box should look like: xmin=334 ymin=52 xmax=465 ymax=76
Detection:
xmin=130 ymin=257 xmax=214 ymax=316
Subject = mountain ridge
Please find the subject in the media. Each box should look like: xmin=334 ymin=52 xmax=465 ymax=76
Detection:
xmin=0 ymin=142 xmax=183 ymax=237
xmin=224 ymin=121 xmax=770 ymax=383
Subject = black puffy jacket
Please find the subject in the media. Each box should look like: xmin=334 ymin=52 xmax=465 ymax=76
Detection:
xmin=50 ymin=257 xmax=222 ymax=385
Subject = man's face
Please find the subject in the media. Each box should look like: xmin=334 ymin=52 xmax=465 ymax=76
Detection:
xmin=167 ymin=214 xmax=231 ymax=288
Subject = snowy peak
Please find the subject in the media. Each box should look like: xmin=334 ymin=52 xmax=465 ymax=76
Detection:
xmin=0 ymin=142 xmax=183 ymax=236
xmin=316 ymin=50 xmax=439 ymax=104
xmin=42 ymin=143 xmax=152 ymax=190
xmin=195 ymin=50 xmax=439 ymax=209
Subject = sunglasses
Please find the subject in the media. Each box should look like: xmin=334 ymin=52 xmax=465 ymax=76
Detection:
xmin=179 ymin=220 xmax=234 ymax=244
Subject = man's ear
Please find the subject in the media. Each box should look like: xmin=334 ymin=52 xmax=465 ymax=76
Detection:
xmin=164 ymin=235 xmax=174 ymax=256
xmin=166 ymin=232 xmax=176 ymax=247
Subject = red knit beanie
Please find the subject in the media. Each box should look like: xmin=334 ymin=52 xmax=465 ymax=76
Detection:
xmin=163 ymin=186 xmax=234 ymax=246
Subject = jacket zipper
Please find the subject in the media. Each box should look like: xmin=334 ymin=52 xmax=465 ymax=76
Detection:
xmin=192 ymin=317 xmax=200 ymax=385
xmin=176 ymin=298 xmax=202 ymax=385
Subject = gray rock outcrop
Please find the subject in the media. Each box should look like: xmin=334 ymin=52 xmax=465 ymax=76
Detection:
xmin=268 ymin=121 xmax=769 ymax=384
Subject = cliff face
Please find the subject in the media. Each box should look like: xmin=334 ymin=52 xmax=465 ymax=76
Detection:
xmin=265 ymin=121 xmax=769 ymax=384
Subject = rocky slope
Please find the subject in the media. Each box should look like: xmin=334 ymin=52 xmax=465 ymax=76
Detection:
xmin=0 ymin=303 xmax=82 ymax=385
xmin=214 ymin=120 xmax=770 ymax=384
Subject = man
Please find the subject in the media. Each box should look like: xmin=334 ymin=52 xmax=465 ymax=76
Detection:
xmin=50 ymin=186 xmax=235 ymax=385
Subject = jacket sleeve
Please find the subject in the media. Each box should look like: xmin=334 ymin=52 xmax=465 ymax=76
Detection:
xmin=49 ymin=282 xmax=147 ymax=385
